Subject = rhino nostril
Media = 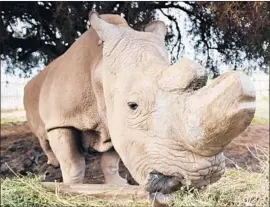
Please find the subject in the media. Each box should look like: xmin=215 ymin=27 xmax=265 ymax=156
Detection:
xmin=146 ymin=171 xmax=182 ymax=194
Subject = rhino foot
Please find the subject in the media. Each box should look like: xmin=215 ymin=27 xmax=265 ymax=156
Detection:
xmin=104 ymin=174 xmax=128 ymax=186
xmin=46 ymin=152 xmax=60 ymax=168
xmin=47 ymin=158 xmax=60 ymax=168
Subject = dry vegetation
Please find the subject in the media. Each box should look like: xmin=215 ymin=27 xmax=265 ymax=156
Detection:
xmin=171 ymin=147 xmax=269 ymax=207
xmin=1 ymin=147 xmax=268 ymax=207
xmin=1 ymin=97 xmax=269 ymax=206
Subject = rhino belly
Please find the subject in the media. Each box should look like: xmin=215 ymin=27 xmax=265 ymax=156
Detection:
xmin=81 ymin=129 xmax=113 ymax=153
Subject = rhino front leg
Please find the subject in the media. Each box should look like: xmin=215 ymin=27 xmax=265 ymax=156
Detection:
xmin=47 ymin=128 xmax=85 ymax=183
xmin=100 ymin=148 xmax=127 ymax=185
xmin=39 ymin=138 xmax=60 ymax=167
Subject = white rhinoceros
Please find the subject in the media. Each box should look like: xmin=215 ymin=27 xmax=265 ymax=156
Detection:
xmin=23 ymin=12 xmax=256 ymax=201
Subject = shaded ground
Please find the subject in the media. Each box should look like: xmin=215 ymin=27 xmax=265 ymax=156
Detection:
xmin=224 ymin=124 xmax=269 ymax=172
xmin=0 ymin=123 xmax=269 ymax=184
xmin=0 ymin=123 xmax=136 ymax=184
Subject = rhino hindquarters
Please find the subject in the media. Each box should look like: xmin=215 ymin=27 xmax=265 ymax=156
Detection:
xmin=47 ymin=127 xmax=86 ymax=183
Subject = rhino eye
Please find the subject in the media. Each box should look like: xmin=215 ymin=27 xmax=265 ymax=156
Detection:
xmin=127 ymin=102 xmax=138 ymax=110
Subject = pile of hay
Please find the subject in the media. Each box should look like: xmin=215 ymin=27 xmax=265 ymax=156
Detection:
xmin=1 ymin=147 xmax=268 ymax=207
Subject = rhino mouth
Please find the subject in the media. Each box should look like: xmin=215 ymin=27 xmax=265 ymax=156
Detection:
xmin=146 ymin=172 xmax=181 ymax=205
xmin=146 ymin=172 xmax=222 ymax=205
xmin=145 ymin=154 xmax=226 ymax=205
xmin=146 ymin=171 xmax=182 ymax=194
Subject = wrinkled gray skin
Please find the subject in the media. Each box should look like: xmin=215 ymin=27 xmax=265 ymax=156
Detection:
xmin=89 ymin=12 xmax=255 ymax=202
xmin=24 ymin=11 xmax=256 ymax=204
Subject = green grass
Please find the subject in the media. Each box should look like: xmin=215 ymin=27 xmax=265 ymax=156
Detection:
xmin=1 ymin=109 xmax=24 ymax=113
xmin=251 ymin=116 xmax=269 ymax=124
xmin=0 ymin=119 xmax=26 ymax=125
xmin=1 ymin=147 xmax=268 ymax=207
xmin=258 ymin=96 xmax=269 ymax=102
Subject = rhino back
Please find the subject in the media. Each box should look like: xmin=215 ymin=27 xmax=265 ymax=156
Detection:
xmin=37 ymin=29 xmax=104 ymax=133
xmin=24 ymin=29 xmax=111 ymax=152
xmin=24 ymin=14 xmax=129 ymax=152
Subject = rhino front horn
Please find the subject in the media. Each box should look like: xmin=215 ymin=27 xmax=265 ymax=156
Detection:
xmin=184 ymin=71 xmax=256 ymax=156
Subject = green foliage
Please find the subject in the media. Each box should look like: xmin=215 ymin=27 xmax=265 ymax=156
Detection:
xmin=1 ymin=2 xmax=270 ymax=77
xmin=252 ymin=116 xmax=269 ymax=125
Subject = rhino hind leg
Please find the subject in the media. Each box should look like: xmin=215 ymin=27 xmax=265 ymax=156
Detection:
xmin=39 ymin=138 xmax=60 ymax=167
xmin=100 ymin=148 xmax=127 ymax=185
xmin=47 ymin=128 xmax=85 ymax=183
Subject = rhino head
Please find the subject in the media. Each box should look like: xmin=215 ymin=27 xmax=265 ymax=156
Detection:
xmin=89 ymin=12 xmax=256 ymax=200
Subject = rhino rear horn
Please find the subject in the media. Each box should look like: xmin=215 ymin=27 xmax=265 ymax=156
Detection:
xmin=157 ymin=58 xmax=207 ymax=92
xmin=144 ymin=21 xmax=167 ymax=39
xmin=89 ymin=11 xmax=120 ymax=42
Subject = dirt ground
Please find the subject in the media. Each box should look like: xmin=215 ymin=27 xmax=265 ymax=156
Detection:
xmin=0 ymin=122 xmax=269 ymax=184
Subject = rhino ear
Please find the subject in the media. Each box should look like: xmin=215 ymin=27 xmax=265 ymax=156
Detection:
xmin=144 ymin=21 xmax=167 ymax=39
xmin=89 ymin=11 xmax=120 ymax=41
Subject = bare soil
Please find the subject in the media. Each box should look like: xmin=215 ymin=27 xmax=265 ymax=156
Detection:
xmin=0 ymin=123 xmax=269 ymax=184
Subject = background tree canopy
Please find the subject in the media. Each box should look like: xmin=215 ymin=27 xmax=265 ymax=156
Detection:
xmin=1 ymin=1 xmax=269 ymax=78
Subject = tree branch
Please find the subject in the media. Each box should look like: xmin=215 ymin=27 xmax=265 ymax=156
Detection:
xmin=159 ymin=8 xmax=182 ymax=60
